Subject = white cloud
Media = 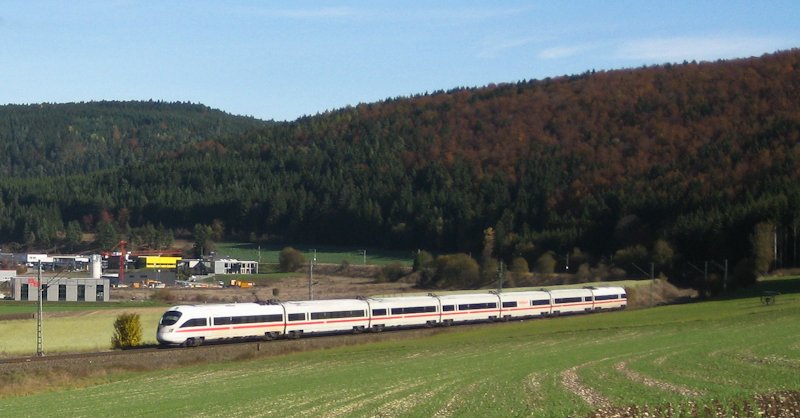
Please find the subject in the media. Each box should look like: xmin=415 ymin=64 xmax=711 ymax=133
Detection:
xmin=478 ymin=37 xmax=539 ymax=59
xmin=616 ymin=35 xmax=790 ymax=63
xmin=538 ymin=45 xmax=584 ymax=60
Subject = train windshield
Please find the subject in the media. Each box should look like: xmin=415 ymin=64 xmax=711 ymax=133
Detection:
xmin=159 ymin=310 xmax=182 ymax=326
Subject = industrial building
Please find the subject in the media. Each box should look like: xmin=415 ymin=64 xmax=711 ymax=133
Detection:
xmin=212 ymin=259 xmax=258 ymax=275
xmin=11 ymin=276 xmax=110 ymax=302
xmin=137 ymin=256 xmax=181 ymax=269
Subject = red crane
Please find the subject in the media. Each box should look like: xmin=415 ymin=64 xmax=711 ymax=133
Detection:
xmin=103 ymin=240 xmax=184 ymax=286
xmin=117 ymin=240 xmax=127 ymax=285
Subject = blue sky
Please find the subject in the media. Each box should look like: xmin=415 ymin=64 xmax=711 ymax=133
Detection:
xmin=2 ymin=1 xmax=798 ymax=121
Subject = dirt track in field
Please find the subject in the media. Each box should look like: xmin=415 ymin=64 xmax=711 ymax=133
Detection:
xmin=111 ymin=273 xmax=421 ymax=305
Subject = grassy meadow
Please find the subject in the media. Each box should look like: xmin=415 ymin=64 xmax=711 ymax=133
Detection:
xmin=0 ymin=277 xmax=798 ymax=416
xmin=215 ymin=242 xmax=414 ymax=267
xmin=0 ymin=306 xmax=164 ymax=356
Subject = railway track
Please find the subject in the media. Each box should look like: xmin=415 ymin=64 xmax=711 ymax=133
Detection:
xmin=0 ymin=324 xmax=465 ymax=373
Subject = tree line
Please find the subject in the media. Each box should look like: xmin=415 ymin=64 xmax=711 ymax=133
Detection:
xmin=1 ymin=50 xmax=800 ymax=292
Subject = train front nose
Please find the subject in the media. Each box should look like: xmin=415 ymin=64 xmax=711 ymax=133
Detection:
xmin=156 ymin=309 xmax=183 ymax=345
xmin=157 ymin=324 xmax=184 ymax=345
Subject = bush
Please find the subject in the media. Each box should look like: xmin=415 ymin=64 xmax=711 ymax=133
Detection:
xmin=377 ymin=263 xmax=407 ymax=282
xmin=510 ymin=257 xmax=529 ymax=274
xmin=111 ymin=312 xmax=142 ymax=349
xmin=576 ymin=263 xmax=592 ymax=281
xmin=278 ymin=247 xmax=306 ymax=272
xmin=412 ymin=250 xmax=434 ymax=272
xmin=418 ymin=253 xmax=480 ymax=289
xmin=534 ymin=252 xmax=556 ymax=274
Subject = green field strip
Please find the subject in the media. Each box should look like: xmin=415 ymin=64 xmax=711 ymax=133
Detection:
xmin=1 ymin=277 xmax=798 ymax=416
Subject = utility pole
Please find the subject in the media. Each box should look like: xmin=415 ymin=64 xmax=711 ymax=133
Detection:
xmin=724 ymin=259 xmax=728 ymax=292
xmin=496 ymin=261 xmax=505 ymax=293
xmin=36 ymin=262 xmax=70 ymax=357
xmin=360 ymin=249 xmax=367 ymax=265
xmin=36 ymin=262 xmax=44 ymax=357
xmin=710 ymin=259 xmax=729 ymax=293
xmin=308 ymin=249 xmax=316 ymax=300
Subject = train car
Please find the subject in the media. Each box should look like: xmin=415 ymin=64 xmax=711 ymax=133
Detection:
xmin=496 ymin=290 xmax=553 ymax=319
xmin=156 ymin=302 xmax=285 ymax=346
xmin=549 ymin=288 xmax=595 ymax=315
xmin=282 ymin=298 xmax=370 ymax=337
xmin=589 ymin=286 xmax=627 ymax=310
xmin=366 ymin=295 xmax=441 ymax=331
xmin=436 ymin=293 xmax=502 ymax=325
xmin=155 ymin=286 xmax=630 ymax=348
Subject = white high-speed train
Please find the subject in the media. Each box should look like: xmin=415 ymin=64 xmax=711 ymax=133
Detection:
xmin=156 ymin=286 xmax=626 ymax=347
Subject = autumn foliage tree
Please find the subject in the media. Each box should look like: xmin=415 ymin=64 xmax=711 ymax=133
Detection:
xmin=111 ymin=312 xmax=142 ymax=349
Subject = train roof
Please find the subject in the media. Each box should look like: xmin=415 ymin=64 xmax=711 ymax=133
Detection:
xmin=367 ymin=295 xmax=438 ymax=304
xmin=280 ymin=298 xmax=368 ymax=309
xmin=166 ymin=303 xmax=282 ymax=315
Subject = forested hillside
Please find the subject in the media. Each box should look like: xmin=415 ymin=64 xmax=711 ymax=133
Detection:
xmin=0 ymin=101 xmax=268 ymax=177
xmin=1 ymin=50 xmax=799 ymax=289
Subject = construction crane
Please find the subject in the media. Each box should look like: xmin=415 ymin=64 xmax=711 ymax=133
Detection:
xmin=116 ymin=240 xmax=127 ymax=285
xmin=103 ymin=240 xmax=184 ymax=286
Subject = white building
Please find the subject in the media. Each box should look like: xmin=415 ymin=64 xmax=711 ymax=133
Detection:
xmin=12 ymin=277 xmax=110 ymax=302
xmin=212 ymin=259 xmax=258 ymax=275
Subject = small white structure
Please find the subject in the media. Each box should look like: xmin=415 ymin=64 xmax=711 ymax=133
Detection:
xmin=212 ymin=259 xmax=258 ymax=275
xmin=26 ymin=254 xmax=51 ymax=265
xmin=12 ymin=277 xmax=110 ymax=302
xmin=90 ymin=254 xmax=102 ymax=279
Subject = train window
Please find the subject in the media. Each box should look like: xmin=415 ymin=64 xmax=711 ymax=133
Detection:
xmin=372 ymin=309 xmax=387 ymax=316
xmin=554 ymin=297 xmax=582 ymax=304
xmin=459 ymin=303 xmax=497 ymax=310
xmin=594 ymin=294 xmax=617 ymax=301
xmin=392 ymin=306 xmax=436 ymax=315
xmin=214 ymin=317 xmax=232 ymax=325
xmin=261 ymin=314 xmax=283 ymax=322
xmin=181 ymin=318 xmax=207 ymax=328
xmin=532 ymin=300 xmax=550 ymax=306
xmin=584 ymin=296 xmax=593 ymax=302
xmin=442 ymin=305 xmax=455 ymax=312
xmin=502 ymin=301 xmax=517 ymax=308
xmin=621 ymin=294 xmax=627 ymax=299
xmin=229 ymin=314 xmax=283 ymax=324
xmin=311 ymin=310 xmax=365 ymax=320
xmin=160 ymin=311 xmax=182 ymax=326
xmin=288 ymin=313 xmax=306 ymax=321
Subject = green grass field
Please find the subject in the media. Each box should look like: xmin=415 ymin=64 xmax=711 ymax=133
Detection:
xmin=0 ymin=276 xmax=798 ymax=416
xmin=215 ymin=242 xmax=414 ymax=266
xmin=0 ymin=307 xmax=164 ymax=356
